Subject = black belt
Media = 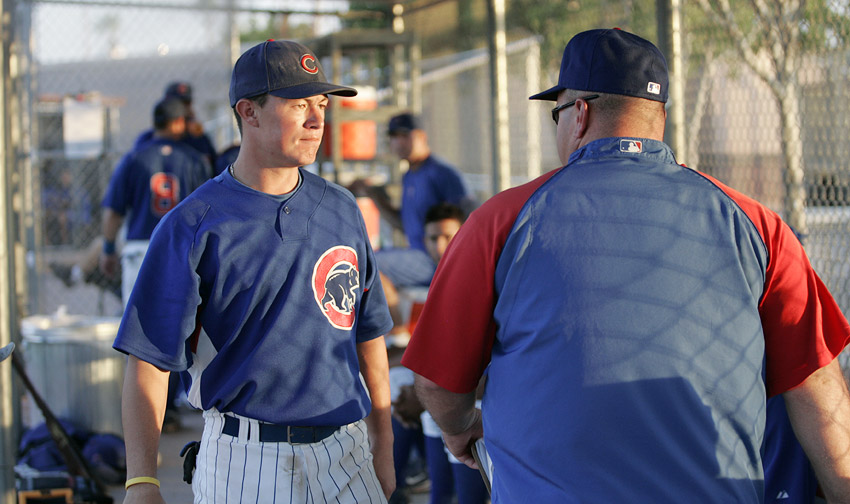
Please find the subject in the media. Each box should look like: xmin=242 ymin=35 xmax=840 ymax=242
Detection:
xmin=222 ymin=415 xmax=340 ymax=444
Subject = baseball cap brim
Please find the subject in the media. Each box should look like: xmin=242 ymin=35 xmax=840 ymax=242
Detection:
xmin=529 ymin=84 xmax=563 ymax=101
xmin=268 ymin=82 xmax=358 ymax=100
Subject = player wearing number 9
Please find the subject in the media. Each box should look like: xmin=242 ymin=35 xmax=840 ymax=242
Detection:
xmin=100 ymin=96 xmax=212 ymax=307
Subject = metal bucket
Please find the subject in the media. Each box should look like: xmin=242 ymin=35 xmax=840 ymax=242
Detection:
xmin=21 ymin=314 xmax=124 ymax=435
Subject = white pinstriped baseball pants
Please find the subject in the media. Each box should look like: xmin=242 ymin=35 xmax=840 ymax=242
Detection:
xmin=193 ymin=410 xmax=387 ymax=503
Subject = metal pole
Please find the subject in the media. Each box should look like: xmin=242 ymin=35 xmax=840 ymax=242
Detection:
xmin=0 ymin=0 xmax=19 ymax=501
xmin=525 ymin=39 xmax=542 ymax=181
xmin=487 ymin=0 xmax=511 ymax=194
xmin=657 ymin=0 xmax=686 ymax=161
xmin=330 ymin=39 xmax=343 ymax=184
xmin=227 ymin=0 xmax=240 ymax=144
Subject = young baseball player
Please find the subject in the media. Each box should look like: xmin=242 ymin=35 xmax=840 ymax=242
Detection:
xmin=114 ymin=40 xmax=395 ymax=503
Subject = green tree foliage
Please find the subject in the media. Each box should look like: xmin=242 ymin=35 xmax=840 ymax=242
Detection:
xmin=239 ymin=14 xmax=316 ymax=43
xmin=343 ymin=2 xmax=392 ymax=30
xmin=506 ymin=0 xmax=658 ymax=73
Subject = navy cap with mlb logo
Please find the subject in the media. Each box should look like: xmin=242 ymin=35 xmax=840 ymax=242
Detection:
xmin=530 ymin=28 xmax=668 ymax=103
xmin=229 ymin=39 xmax=357 ymax=107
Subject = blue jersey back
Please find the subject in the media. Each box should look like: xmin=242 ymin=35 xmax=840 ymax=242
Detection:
xmin=488 ymin=139 xmax=769 ymax=502
xmin=134 ymin=127 xmax=217 ymax=167
xmin=102 ymin=138 xmax=211 ymax=240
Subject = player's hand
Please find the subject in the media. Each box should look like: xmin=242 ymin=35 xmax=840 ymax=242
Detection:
xmin=122 ymin=482 xmax=166 ymax=504
xmin=442 ymin=407 xmax=484 ymax=470
xmin=99 ymin=252 xmax=119 ymax=278
xmin=369 ymin=431 xmax=396 ymax=498
xmin=392 ymin=385 xmax=424 ymax=427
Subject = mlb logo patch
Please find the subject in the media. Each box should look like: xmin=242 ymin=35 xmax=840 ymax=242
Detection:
xmin=647 ymin=82 xmax=661 ymax=95
xmin=620 ymin=139 xmax=642 ymax=153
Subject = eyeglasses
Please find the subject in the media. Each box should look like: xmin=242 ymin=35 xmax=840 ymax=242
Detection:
xmin=551 ymin=94 xmax=599 ymax=124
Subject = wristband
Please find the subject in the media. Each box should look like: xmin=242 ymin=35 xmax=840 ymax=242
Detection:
xmin=103 ymin=240 xmax=116 ymax=255
xmin=125 ymin=476 xmax=160 ymax=490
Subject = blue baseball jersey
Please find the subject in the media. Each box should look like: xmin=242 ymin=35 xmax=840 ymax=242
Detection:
xmin=102 ymin=137 xmax=211 ymax=240
xmin=763 ymin=395 xmax=818 ymax=504
xmin=403 ymin=138 xmax=850 ymax=503
xmin=113 ymin=168 xmax=393 ymax=426
xmin=401 ymin=155 xmax=469 ymax=252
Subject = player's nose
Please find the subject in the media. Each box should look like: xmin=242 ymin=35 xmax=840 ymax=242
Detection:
xmin=305 ymin=104 xmax=325 ymax=129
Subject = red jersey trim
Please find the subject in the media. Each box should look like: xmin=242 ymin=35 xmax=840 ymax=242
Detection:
xmin=401 ymin=169 xmax=561 ymax=393
xmin=699 ymin=172 xmax=850 ymax=395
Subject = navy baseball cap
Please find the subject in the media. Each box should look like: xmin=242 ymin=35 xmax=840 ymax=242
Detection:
xmin=229 ymin=40 xmax=357 ymax=107
xmin=165 ymin=81 xmax=193 ymax=104
xmin=153 ymin=96 xmax=187 ymax=125
xmin=387 ymin=113 xmax=422 ymax=135
xmin=529 ymin=28 xmax=668 ymax=103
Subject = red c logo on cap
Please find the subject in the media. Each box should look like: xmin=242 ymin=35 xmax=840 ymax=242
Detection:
xmin=300 ymin=54 xmax=319 ymax=75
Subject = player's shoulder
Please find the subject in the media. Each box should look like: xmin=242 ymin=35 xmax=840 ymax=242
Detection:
xmin=462 ymin=168 xmax=562 ymax=236
xmin=424 ymin=154 xmax=460 ymax=174
xmin=163 ymin=139 xmax=208 ymax=163
xmin=303 ymin=169 xmax=358 ymax=206
xmin=480 ymin=168 xmax=561 ymax=215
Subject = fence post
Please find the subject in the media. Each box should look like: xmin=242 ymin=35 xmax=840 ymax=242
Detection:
xmin=0 ymin=0 xmax=20 ymax=500
xmin=487 ymin=0 xmax=511 ymax=194
xmin=657 ymin=0 xmax=686 ymax=163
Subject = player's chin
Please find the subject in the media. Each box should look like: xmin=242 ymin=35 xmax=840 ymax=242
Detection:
xmin=294 ymin=148 xmax=320 ymax=166
xmin=299 ymin=143 xmax=321 ymax=160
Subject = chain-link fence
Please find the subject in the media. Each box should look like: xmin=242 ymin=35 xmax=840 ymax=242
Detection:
xmin=19 ymin=0 xmax=263 ymax=317
xmin=16 ymin=0 xmax=548 ymax=318
xmin=15 ymin=0 xmax=850 ymax=323
xmin=417 ymin=36 xmax=548 ymax=198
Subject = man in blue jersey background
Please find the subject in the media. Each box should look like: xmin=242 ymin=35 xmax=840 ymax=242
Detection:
xmin=100 ymin=96 xmax=211 ymax=306
xmin=100 ymin=96 xmax=211 ymax=433
xmin=352 ymin=113 xmax=475 ymax=346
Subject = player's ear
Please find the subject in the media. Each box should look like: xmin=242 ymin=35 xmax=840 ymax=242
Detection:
xmin=235 ymin=99 xmax=260 ymax=128
xmin=573 ymin=98 xmax=591 ymax=140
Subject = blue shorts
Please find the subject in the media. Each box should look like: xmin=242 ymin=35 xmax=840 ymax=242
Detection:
xmin=376 ymin=248 xmax=436 ymax=287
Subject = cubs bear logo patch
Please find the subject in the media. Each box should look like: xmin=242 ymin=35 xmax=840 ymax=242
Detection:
xmin=312 ymin=246 xmax=360 ymax=329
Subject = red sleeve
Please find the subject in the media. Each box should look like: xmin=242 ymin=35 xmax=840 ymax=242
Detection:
xmin=400 ymin=170 xmax=560 ymax=393
xmin=703 ymin=174 xmax=850 ymax=396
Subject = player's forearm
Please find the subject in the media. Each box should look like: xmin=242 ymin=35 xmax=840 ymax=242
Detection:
xmin=122 ymin=356 xmax=170 ymax=480
xmin=357 ymin=336 xmax=395 ymax=496
xmin=784 ymin=358 xmax=850 ymax=502
xmin=357 ymin=336 xmax=393 ymax=439
xmin=101 ymin=209 xmax=124 ymax=244
xmin=413 ymin=373 xmax=477 ymax=435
